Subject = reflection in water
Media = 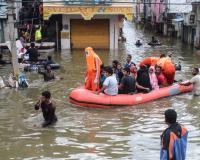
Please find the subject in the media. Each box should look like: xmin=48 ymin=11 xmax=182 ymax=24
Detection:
xmin=0 ymin=22 xmax=200 ymax=159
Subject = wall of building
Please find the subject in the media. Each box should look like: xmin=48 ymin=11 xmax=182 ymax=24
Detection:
xmin=134 ymin=0 xmax=144 ymax=23
xmin=151 ymin=0 xmax=165 ymax=23
xmin=61 ymin=14 xmax=119 ymax=50
xmin=194 ymin=5 xmax=200 ymax=48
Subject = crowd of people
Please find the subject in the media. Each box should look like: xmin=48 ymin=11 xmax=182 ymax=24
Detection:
xmin=84 ymin=47 xmax=200 ymax=97
xmin=0 ymin=39 xmax=60 ymax=89
xmin=18 ymin=24 xmax=42 ymax=44
xmin=17 ymin=1 xmax=43 ymax=43
xmin=86 ymin=52 xmax=173 ymax=96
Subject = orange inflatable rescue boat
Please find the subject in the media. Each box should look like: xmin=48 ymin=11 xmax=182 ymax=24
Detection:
xmin=69 ymin=83 xmax=192 ymax=109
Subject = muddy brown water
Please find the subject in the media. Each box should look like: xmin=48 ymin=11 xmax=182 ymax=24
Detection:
xmin=0 ymin=22 xmax=200 ymax=159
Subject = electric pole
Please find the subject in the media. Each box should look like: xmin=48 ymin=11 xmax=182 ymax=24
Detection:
xmin=6 ymin=0 xmax=19 ymax=77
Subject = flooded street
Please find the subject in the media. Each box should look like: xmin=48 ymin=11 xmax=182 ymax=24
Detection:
xmin=0 ymin=21 xmax=200 ymax=159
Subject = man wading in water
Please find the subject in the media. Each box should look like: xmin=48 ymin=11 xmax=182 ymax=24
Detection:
xmin=180 ymin=67 xmax=200 ymax=96
xmin=35 ymin=91 xmax=57 ymax=127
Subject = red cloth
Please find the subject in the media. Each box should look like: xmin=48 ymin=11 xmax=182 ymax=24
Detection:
xmin=157 ymin=73 xmax=168 ymax=86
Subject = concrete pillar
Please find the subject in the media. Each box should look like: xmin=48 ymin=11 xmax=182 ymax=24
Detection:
xmin=7 ymin=1 xmax=19 ymax=77
xmin=163 ymin=23 xmax=167 ymax=36
xmin=188 ymin=27 xmax=191 ymax=44
xmin=109 ymin=16 xmax=119 ymax=50
xmin=61 ymin=15 xmax=71 ymax=50
xmin=110 ymin=17 xmax=115 ymax=50
xmin=195 ymin=6 xmax=200 ymax=47
xmin=195 ymin=21 xmax=200 ymax=47
xmin=114 ymin=17 xmax=119 ymax=50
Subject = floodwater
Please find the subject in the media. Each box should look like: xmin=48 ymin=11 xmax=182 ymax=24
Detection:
xmin=0 ymin=22 xmax=200 ymax=160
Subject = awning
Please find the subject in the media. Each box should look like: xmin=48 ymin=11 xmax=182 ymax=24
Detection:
xmin=43 ymin=5 xmax=133 ymax=21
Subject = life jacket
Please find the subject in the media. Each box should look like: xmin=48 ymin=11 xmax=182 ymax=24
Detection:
xmin=140 ymin=57 xmax=160 ymax=67
xmin=160 ymin=123 xmax=188 ymax=160
xmin=157 ymin=57 xmax=170 ymax=69
xmin=157 ymin=57 xmax=175 ymax=84
xmin=151 ymin=57 xmax=160 ymax=66
xmin=35 ymin=27 xmax=42 ymax=41
xmin=85 ymin=47 xmax=102 ymax=73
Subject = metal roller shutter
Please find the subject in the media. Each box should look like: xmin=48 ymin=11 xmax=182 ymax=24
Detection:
xmin=70 ymin=19 xmax=109 ymax=49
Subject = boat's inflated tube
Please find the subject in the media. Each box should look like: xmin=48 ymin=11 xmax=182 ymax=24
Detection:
xmin=69 ymin=84 xmax=192 ymax=109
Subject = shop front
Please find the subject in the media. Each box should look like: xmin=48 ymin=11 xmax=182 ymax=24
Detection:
xmin=43 ymin=4 xmax=133 ymax=50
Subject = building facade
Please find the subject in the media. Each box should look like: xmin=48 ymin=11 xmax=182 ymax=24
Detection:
xmin=0 ymin=0 xmax=7 ymax=43
xmin=134 ymin=0 xmax=144 ymax=23
xmin=43 ymin=0 xmax=133 ymax=50
xmin=139 ymin=0 xmax=193 ymax=38
xmin=192 ymin=1 xmax=200 ymax=48
xmin=182 ymin=12 xmax=196 ymax=45
xmin=151 ymin=0 xmax=165 ymax=33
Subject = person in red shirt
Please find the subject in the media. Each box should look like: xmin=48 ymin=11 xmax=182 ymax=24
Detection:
xmin=155 ymin=65 xmax=168 ymax=87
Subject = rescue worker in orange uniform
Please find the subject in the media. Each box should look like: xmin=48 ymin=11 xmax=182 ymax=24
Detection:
xmin=85 ymin=47 xmax=102 ymax=91
xmin=157 ymin=54 xmax=175 ymax=85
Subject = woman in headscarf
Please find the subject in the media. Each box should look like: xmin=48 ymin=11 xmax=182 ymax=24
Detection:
xmin=137 ymin=64 xmax=152 ymax=93
xmin=149 ymin=66 xmax=159 ymax=90
xmin=85 ymin=47 xmax=102 ymax=91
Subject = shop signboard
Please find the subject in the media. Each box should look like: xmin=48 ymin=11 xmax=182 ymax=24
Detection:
xmin=43 ymin=5 xmax=133 ymax=21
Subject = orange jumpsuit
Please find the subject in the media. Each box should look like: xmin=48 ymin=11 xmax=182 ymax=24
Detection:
xmin=85 ymin=47 xmax=102 ymax=91
xmin=157 ymin=57 xmax=175 ymax=85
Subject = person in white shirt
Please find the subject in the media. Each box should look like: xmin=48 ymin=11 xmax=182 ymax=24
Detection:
xmin=96 ymin=66 xmax=118 ymax=96
xmin=181 ymin=67 xmax=200 ymax=96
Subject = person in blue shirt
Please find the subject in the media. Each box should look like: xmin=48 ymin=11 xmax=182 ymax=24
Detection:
xmin=124 ymin=54 xmax=135 ymax=68
xmin=160 ymin=109 xmax=188 ymax=160
xmin=100 ymin=64 xmax=106 ymax=88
